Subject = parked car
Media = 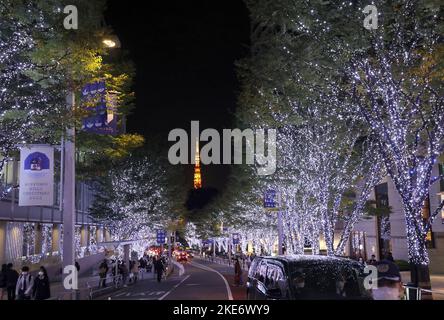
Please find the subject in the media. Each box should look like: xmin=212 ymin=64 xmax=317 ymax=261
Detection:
xmin=246 ymin=255 xmax=372 ymax=300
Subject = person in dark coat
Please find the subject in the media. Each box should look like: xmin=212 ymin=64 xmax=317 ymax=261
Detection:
xmin=75 ymin=261 xmax=80 ymax=273
xmin=154 ymin=256 xmax=165 ymax=282
xmin=16 ymin=266 xmax=34 ymax=300
xmin=5 ymin=263 xmax=19 ymax=300
xmin=234 ymin=259 xmax=243 ymax=286
xmin=33 ymin=266 xmax=51 ymax=300
xmin=0 ymin=264 xmax=7 ymax=300
xmin=98 ymin=259 xmax=109 ymax=288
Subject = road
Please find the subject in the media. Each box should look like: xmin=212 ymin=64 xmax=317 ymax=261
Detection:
xmin=96 ymin=259 xmax=234 ymax=300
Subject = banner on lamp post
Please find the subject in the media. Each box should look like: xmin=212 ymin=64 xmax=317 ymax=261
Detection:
xmin=19 ymin=145 xmax=54 ymax=206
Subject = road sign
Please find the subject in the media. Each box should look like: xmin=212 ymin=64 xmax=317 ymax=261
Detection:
xmin=264 ymin=189 xmax=278 ymax=210
xmin=156 ymin=230 xmax=166 ymax=244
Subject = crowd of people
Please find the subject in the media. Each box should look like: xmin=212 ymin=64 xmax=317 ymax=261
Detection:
xmin=0 ymin=264 xmax=51 ymax=300
xmin=97 ymin=254 xmax=169 ymax=288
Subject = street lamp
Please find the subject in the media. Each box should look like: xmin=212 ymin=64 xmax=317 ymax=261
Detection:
xmin=102 ymin=35 xmax=121 ymax=49
xmin=102 ymin=39 xmax=116 ymax=48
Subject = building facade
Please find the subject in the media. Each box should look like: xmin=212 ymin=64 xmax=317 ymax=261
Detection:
xmin=0 ymin=156 xmax=110 ymax=266
xmin=351 ymin=164 xmax=444 ymax=274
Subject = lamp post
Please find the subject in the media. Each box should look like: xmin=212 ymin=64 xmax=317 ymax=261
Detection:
xmin=61 ymin=35 xmax=120 ymax=299
xmin=62 ymin=90 xmax=76 ymax=300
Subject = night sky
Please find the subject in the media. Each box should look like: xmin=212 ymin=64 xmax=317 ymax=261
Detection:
xmin=105 ymin=0 xmax=250 ymax=190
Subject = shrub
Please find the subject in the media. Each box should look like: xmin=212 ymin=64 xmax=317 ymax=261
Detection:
xmin=395 ymin=260 xmax=410 ymax=271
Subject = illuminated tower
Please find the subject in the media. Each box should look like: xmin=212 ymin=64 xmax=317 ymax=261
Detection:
xmin=193 ymin=139 xmax=202 ymax=189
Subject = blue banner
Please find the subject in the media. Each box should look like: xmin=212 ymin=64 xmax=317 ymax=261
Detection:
xmin=264 ymin=189 xmax=278 ymax=208
xmin=81 ymin=81 xmax=118 ymax=135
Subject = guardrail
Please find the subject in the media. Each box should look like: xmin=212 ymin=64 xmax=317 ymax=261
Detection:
xmin=403 ymin=284 xmax=444 ymax=300
xmin=50 ymin=270 xmax=151 ymax=300
xmin=200 ymin=254 xmax=250 ymax=271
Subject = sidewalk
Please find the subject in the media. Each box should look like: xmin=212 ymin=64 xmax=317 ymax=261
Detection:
xmin=194 ymin=257 xmax=248 ymax=300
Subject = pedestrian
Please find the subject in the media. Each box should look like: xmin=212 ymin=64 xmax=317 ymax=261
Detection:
xmin=75 ymin=261 xmax=80 ymax=273
xmin=98 ymin=259 xmax=108 ymax=288
xmin=154 ymin=256 xmax=165 ymax=283
xmin=120 ymin=262 xmax=129 ymax=287
xmin=246 ymin=255 xmax=252 ymax=270
xmin=368 ymin=254 xmax=377 ymax=265
xmin=33 ymin=266 xmax=51 ymax=300
xmin=138 ymin=257 xmax=146 ymax=272
xmin=234 ymin=258 xmax=242 ymax=286
xmin=358 ymin=256 xmax=366 ymax=265
xmin=385 ymin=252 xmax=395 ymax=262
xmin=372 ymin=259 xmax=403 ymax=300
xmin=5 ymin=263 xmax=19 ymax=300
xmin=0 ymin=264 xmax=7 ymax=300
xmin=130 ymin=260 xmax=139 ymax=283
xmin=15 ymin=266 xmax=34 ymax=300
xmin=151 ymin=256 xmax=157 ymax=278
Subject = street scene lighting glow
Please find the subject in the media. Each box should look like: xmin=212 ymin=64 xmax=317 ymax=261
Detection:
xmin=0 ymin=0 xmax=443 ymax=306
xmin=103 ymin=39 xmax=116 ymax=48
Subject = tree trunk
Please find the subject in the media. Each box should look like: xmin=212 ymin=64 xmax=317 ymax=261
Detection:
xmin=322 ymin=216 xmax=335 ymax=256
xmin=311 ymin=228 xmax=320 ymax=255
xmin=404 ymin=210 xmax=432 ymax=299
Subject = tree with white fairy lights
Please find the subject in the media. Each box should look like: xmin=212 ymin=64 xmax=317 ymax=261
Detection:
xmin=242 ymin=0 xmax=443 ymax=286
xmin=0 ymin=1 xmax=66 ymax=178
xmin=277 ymin=114 xmax=383 ymax=256
xmin=90 ymin=156 xmax=172 ymax=241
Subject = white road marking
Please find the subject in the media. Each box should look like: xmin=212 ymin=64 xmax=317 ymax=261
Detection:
xmin=190 ymin=261 xmax=233 ymax=300
xmin=158 ymin=275 xmax=191 ymax=300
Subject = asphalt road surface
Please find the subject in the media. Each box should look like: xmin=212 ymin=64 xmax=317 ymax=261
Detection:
xmin=96 ymin=260 xmax=232 ymax=300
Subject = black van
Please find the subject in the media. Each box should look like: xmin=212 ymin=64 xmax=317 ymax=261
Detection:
xmin=246 ymin=255 xmax=372 ymax=300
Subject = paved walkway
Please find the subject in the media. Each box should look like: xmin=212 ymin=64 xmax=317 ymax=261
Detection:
xmin=194 ymin=257 xmax=248 ymax=300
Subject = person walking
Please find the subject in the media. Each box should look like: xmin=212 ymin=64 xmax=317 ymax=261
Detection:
xmin=130 ymin=260 xmax=139 ymax=283
xmin=234 ymin=258 xmax=243 ymax=286
xmin=154 ymin=256 xmax=165 ymax=283
xmin=0 ymin=264 xmax=7 ymax=300
xmin=120 ymin=262 xmax=129 ymax=287
xmin=5 ymin=263 xmax=19 ymax=300
xmin=246 ymin=255 xmax=252 ymax=270
xmin=98 ymin=259 xmax=108 ymax=288
xmin=15 ymin=266 xmax=34 ymax=300
xmin=33 ymin=266 xmax=51 ymax=300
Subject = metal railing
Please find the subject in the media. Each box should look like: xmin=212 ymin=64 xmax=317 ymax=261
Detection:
xmin=402 ymin=284 xmax=444 ymax=300
xmin=87 ymin=270 xmax=150 ymax=299
xmin=49 ymin=270 xmax=151 ymax=300
xmin=201 ymin=254 xmax=250 ymax=271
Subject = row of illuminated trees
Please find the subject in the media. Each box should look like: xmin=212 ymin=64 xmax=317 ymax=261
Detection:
xmin=207 ymin=0 xmax=443 ymax=287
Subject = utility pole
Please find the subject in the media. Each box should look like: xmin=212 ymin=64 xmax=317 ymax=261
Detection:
xmin=62 ymin=91 xmax=76 ymax=299
xmin=277 ymin=192 xmax=283 ymax=255
xmin=213 ymin=239 xmax=216 ymax=260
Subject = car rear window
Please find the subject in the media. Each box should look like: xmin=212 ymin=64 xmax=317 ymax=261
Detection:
xmin=289 ymin=260 xmax=362 ymax=299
